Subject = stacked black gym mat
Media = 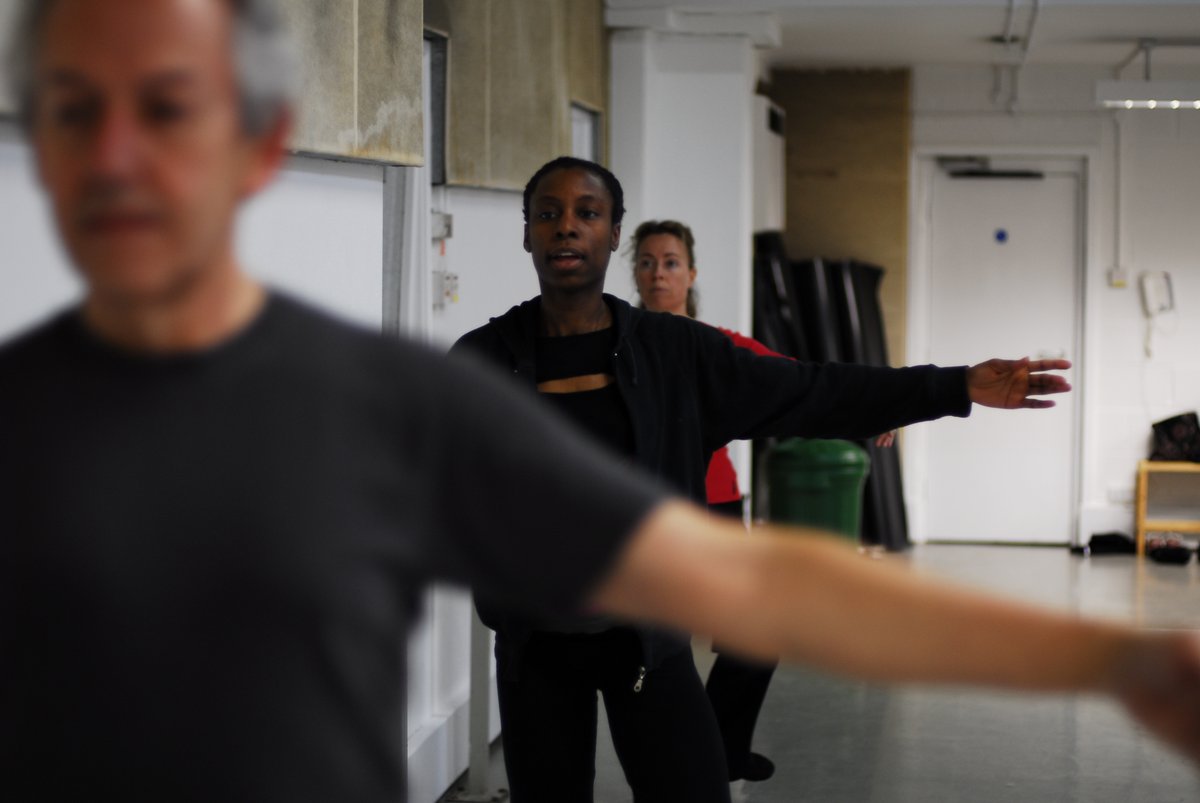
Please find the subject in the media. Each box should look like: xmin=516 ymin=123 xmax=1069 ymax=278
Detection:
xmin=752 ymin=232 xmax=910 ymax=551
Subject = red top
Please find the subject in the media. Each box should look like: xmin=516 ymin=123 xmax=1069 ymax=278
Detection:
xmin=705 ymin=327 xmax=787 ymax=504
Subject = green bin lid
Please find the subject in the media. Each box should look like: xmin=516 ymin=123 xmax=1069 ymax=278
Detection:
xmin=767 ymin=438 xmax=869 ymax=468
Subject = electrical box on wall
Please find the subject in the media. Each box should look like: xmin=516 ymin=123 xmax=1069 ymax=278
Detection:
xmin=752 ymin=95 xmax=785 ymax=233
xmin=431 ymin=211 xmax=453 ymax=241
xmin=432 ymin=270 xmax=458 ymax=310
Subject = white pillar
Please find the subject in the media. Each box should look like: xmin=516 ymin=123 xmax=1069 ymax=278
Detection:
xmin=608 ymin=23 xmax=763 ymax=337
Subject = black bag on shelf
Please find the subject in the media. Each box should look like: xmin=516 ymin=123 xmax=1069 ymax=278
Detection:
xmin=1149 ymin=412 xmax=1200 ymax=462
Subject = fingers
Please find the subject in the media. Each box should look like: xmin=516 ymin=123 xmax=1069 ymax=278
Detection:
xmin=1027 ymin=358 xmax=1072 ymax=372
xmin=979 ymin=357 xmax=1071 ymax=376
xmin=968 ymin=356 xmax=1072 ymax=409
xmin=1029 ymin=376 xmax=1072 ymax=396
xmin=973 ymin=357 xmax=1022 ymax=375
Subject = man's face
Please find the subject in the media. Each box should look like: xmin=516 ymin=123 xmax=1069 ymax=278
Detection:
xmin=30 ymin=0 xmax=277 ymax=305
xmin=524 ymin=168 xmax=621 ymax=296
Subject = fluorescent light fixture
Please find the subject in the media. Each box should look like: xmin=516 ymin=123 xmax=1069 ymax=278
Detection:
xmin=1095 ymin=80 xmax=1200 ymax=110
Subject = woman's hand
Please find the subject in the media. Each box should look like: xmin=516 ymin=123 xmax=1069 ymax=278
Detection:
xmin=966 ymin=357 xmax=1072 ymax=409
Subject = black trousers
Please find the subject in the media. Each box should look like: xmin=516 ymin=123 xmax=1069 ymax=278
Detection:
xmin=705 ymin=498 xmax=779 ymax=779
xmin=496 ymin=628 xmax=731 ymax=803
xmin=705 ymin=653 xmax=777 ymax=778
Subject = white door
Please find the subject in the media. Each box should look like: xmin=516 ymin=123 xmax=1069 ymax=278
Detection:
xmin=919 ymin=158 xmax=1080 ymax=543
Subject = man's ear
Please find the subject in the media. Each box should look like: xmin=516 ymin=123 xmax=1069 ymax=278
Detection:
xmin=523 ymin=224 xmax=532 ymax=253
xmin=611 ymin=223 xmax=621 ymax=251
xmin=239 ymin=109 xmax=293 ymax=200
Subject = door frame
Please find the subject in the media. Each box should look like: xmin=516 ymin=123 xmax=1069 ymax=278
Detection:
xmin=906 ymin=145 xmax=1098 ymax=546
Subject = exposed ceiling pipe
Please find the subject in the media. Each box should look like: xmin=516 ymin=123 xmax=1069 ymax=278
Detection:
xmin=991 ymin=0 xmax=1018 ymax=105
xmin=1019 ymin=0 xmax=1040 ymax=64
xmin=1111 ymin=38 xmax=1200 ymax=80
xmin=1007 ymin=0 xmax=1041 ymax=113
xmin=1112 ymin=40 xmax=1146 ymax=78
xmin=1000 ymin=0 xmax=1017 ymax=49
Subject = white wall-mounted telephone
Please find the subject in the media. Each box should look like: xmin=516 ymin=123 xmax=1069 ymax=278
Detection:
xmin=1140 ymin=271 xmax=1176 ymax=358
xmin=1140 ymin=271 xmax=1175 ymax=318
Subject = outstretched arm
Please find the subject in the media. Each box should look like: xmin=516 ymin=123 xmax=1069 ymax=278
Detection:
xmin=590 ymin=501 xmax=1200 ymax=762
xmin=854 ymin=356 xmax=1071 ymax=448
xmin=968 ymin=357 xmax=1072 ymax=409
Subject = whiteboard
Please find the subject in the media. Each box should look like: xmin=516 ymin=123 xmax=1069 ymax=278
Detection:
xmin=0 ymin=133 xmax=386 ymax=342
xmin=240 ymin=156 xmax=385 ymax=330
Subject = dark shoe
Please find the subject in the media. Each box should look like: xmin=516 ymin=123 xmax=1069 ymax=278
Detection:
xmin=1148 ymin=537 xmax=1193 ymax=565
xmin=730 ymin=752 xmax=775 ymax=782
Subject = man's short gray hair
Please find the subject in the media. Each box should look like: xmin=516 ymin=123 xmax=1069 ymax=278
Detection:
xmin=5 ymin=0 xmax=298 ymax=135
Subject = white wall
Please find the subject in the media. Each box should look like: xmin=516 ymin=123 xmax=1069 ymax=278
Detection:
xmin=908 ymin=63 xmax=1200 ymax=542
xmin=240 ymin=158 xmax=386 ymax=328
xmin=428 ymin=185 xmax=540 ymax=347
xmin=0 ymin=134 xmax=385 ymax=337
xmin=609 ymin=29 xmax=758 ymax=334
xmin=0 ymin=132 xmax=81 ymax=339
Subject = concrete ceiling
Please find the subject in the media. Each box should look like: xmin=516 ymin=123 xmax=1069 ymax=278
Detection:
xmin=605 ymin=1 xmax=1200 ymax=71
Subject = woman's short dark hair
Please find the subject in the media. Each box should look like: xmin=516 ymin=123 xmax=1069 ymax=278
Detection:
xmin=629 ymin=219 xmax=699 ymax=319
xmin=522 ymin=157 xmax=626 ymax=227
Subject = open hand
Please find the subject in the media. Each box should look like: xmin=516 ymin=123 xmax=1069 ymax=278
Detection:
xmin=966 ymin=357 xmax=1071 ymax=409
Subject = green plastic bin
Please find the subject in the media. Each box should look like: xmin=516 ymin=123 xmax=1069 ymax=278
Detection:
xmin=766 ymin=438 xmax=870 ymax=540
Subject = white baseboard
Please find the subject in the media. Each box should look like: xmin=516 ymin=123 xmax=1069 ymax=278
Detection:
xmin=1077 ymin=503 xmax=1135 ymax=545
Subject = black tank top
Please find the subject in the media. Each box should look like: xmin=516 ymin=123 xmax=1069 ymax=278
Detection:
xmin=534 ymin=327 xmax=635 ymax=458
xmin=533 ymin=327 xmax=635 ymax=633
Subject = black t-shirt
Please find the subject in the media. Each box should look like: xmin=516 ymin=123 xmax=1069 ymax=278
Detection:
xmin=0 ymin=293 xmax=664 ymax=802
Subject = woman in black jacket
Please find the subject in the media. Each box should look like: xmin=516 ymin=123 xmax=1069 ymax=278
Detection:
xmin=451 ymin=156 xmax=1069 ymax=803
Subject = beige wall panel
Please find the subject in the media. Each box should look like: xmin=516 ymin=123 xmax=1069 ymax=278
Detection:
xmin=0 ymin=1 xmax=18 ymax=115
xmin=770 ymin=70 xmax=910 ymax=365
xmin=489 ymin=0 xmax=567 ymax=188
xmin=283 ymin=0 xmax=422 ymax=164
xmin=438 ymin=0 xmax=608 ymax=188
xmin=424 ymin=0 xmax=451 ymax=35
xmin=442 ymin=0 xmax=491 ymax=184
xmin=280 ymin=3 xmax=357 ymax=154
xmin=357 ymin=0 xmax=424 ymax=163
xmin=565 ymin=0 xmax=606 ymax=112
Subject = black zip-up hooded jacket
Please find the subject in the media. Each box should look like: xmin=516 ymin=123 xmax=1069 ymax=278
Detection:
xmin=451 ymin=294 xmax=973 ymax=672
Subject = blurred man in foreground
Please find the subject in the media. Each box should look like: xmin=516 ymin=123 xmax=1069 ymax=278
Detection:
xmin=2 ymin=1 xmax=1198 ymax=801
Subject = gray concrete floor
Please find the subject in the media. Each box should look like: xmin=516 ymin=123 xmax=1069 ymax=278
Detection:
xmin=445 ymin=544 xmax=1200 ymax=802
